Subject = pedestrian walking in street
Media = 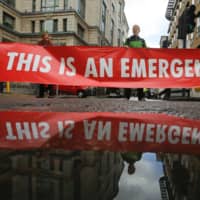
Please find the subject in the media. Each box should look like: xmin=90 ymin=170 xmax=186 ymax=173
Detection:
xmin=36 ymin=32 xmax=55 ymax=98
xmin=124 ymin=24 xmax=147 ymax=101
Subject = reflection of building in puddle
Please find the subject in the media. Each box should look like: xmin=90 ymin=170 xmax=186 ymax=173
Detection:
xmin=158 ymin=153 xmax=200 ymax=200
xmin=0 ymin=150 xmax=124 ymax=200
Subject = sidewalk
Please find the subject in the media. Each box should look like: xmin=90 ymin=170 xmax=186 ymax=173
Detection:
xmin=167 ymin=96 xmax=200 ymax=101
xmin=0 ymin=93 xmax=200 ymax=119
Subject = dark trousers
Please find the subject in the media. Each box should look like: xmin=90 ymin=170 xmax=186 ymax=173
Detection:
xmin=124 ymin=88 xmax=131 ymax=99
xmin=0 ymin=82 xmax=4 ymax=93
xmin=137 ymin=88 xmax=144 ymax=100
xmin=38 ymin=84 xmax=45 ymax=97
xmin=37 ymin=84 xmax=54 ymax=97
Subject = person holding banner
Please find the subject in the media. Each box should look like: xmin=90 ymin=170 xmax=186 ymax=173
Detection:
xmin=36 ymin=32 xmax=55 ymax=98
xmin=124 ymin=24 xmax=147 ymax=101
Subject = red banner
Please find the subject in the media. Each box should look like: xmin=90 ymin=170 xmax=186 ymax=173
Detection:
xmin=0 ymin=111 xmax=200 ymax=154
xmin=1 ymin=43 xmax=200 ymax=88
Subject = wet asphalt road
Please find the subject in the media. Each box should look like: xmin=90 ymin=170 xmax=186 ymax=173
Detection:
xmin=0 ymin=94 xmax=199 ymax=119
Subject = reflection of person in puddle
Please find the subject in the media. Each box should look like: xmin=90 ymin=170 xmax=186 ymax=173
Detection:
xmin=121 ymin=152 xmax=142 ymax=175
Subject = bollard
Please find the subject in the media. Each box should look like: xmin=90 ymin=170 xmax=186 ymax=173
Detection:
xmin=6 ymin=82 xmax=10 ymax=93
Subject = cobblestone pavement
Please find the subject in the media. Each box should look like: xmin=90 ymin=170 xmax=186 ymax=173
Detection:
xmin=0 ymin=94 xmax=200 ymax=119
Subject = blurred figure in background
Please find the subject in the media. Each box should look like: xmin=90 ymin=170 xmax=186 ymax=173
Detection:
xmin=36 ymin=32 xmax=55 ymax=98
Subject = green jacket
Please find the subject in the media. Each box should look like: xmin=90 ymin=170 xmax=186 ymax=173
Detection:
xmin=124 ymin=35 xmax=146 ymax=48
xmin=121 ymin=152 xmax=142 ymax=164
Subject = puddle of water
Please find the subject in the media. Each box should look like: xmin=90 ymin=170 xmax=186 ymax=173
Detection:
xmin=115 ymin=153 xmax=163 ymax=200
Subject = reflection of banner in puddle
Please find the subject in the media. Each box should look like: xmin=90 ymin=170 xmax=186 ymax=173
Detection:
xmin=1 ymin=43 xmax=200 ymax=88
xmin=0 ymin=111 xmax=200 ymax=154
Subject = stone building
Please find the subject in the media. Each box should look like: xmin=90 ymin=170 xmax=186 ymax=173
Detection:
xmin=0 ymin=150 xmax=124 ymax=200
xmin=0 ymin=0 xmax=129 ymax=46
xmin=165 ymin=0 xmax=200 ymax=97
xmin=159 ymin=153 xmax=200 ymax=200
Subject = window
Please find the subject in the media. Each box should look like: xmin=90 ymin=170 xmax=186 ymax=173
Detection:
xmin=3 ymin=12 xmax=15 ymax=30
xmin=44 ymin=20 xmax=52 ymax=32
xmin=64 ymin=0 xmax=68 ymax=10
xmin=41 ymin=0 xmax=59 ymax=11
xmin=40 ymin=20 xmax=44 ymax=32
xmin=118 ymin=2 xmax=122 ymax=23
xmin=31 ymin=21 xmax=35 ymax=33
xmin=63 ymin=18 xmax=67 ymax=32
xmin=179 ymin=1 xmax=182 ymax=9
xmin=77 ymin=24 xmax=84 ymax=38
xmin=32 ymin=0 xmax=36 ymax=11
xmin=101 ymin=1 xmax=106 ymax=33
xmin=198 ymin=26 xmax=200 ymax=37
xmin=117 ymin=29 xmax=121 ymax=46
xmin=40 ymin=19 xmax=58 ymax=32
xmin=110 ymin=19 xmax=114 ymax=45
xmin=53 ymin=19 xmax=58 ymax=32
xmin=3 ymin=0 xmax=15 ymax=7
xmin=77 ymin=0 xmax=85 ymax=18
xmin=122 ymin=31 xmax=125 ymax=44
xmin=112 ymin=3 xmax=115 ymax=13
xmin=197 ymin=17 xmax=200 ymax=37
xmin=197 ymin=17 xmax=200 ymax=27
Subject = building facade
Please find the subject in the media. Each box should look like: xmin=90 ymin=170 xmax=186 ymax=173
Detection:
xmin=165 ymin=0 xmax=200 ymax=97
xmin=165 ymin=0 xmax=200 ymax=48
xmin=158 ymin=153 xmax=200 ymax=200
xmin=0 ymin=150 xmax=124 ymax=200
xmin=159 ymin=176 xmax=172 ymax=200
xmin=0 ymin=0 xmax=129 ymax=46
